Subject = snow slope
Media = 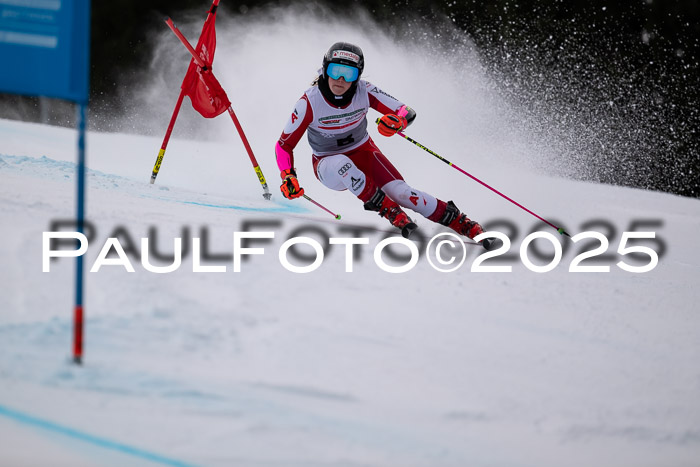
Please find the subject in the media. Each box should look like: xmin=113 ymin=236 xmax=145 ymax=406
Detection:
xmin=1 ymin=115 xmax=699 ymax=467
xmin=2 ymin=8 xmax=700 ymax=466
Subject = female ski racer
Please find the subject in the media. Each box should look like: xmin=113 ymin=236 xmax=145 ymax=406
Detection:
xmin=274 ymin=41 xmax=494 ymax=249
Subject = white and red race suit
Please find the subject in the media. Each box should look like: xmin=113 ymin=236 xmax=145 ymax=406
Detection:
xmin=275 ymin=80 xmax=442 ymax=218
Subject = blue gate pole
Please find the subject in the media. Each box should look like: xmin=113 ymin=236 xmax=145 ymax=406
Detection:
xmin=73 ymin=102 xmax=87 ymax=365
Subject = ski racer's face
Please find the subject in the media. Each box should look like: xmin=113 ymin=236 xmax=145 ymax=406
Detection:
xmin=328 ymin=76 xmax=352 ymax=96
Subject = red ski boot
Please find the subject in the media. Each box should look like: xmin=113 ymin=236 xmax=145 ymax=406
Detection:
xmin=438 ymin=201 xmax=482 ymax=238
xmin=439 ymin=201 xmax=499 ymax=250
xmin=364 ymin=189 xmax=418 ymax=238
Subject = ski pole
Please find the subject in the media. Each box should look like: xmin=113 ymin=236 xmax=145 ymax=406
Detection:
xmin=383 ymin=121 xmax=570 ymax=236
xmin=165 ymin=17 xmax=272 ymax=200
xmin=303 ymin=194 xmax=341 ymax=220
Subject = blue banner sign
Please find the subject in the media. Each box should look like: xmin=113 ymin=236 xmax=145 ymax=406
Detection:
xmin=0 ymin=0 xmax=90 ymax=103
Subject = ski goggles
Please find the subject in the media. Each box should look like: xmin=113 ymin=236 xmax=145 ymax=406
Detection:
xmin=326 ymin=63 xmax=359 ymax=82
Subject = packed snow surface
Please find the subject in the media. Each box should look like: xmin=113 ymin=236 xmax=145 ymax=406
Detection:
xmin=1 ymin=113 xmax=699 ymax=467
xmin=1 ymin=9 xmax=699 ymax=465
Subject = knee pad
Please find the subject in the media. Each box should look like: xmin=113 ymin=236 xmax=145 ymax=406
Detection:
xmin=317 ymin=155 xmax=368 ymax=196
